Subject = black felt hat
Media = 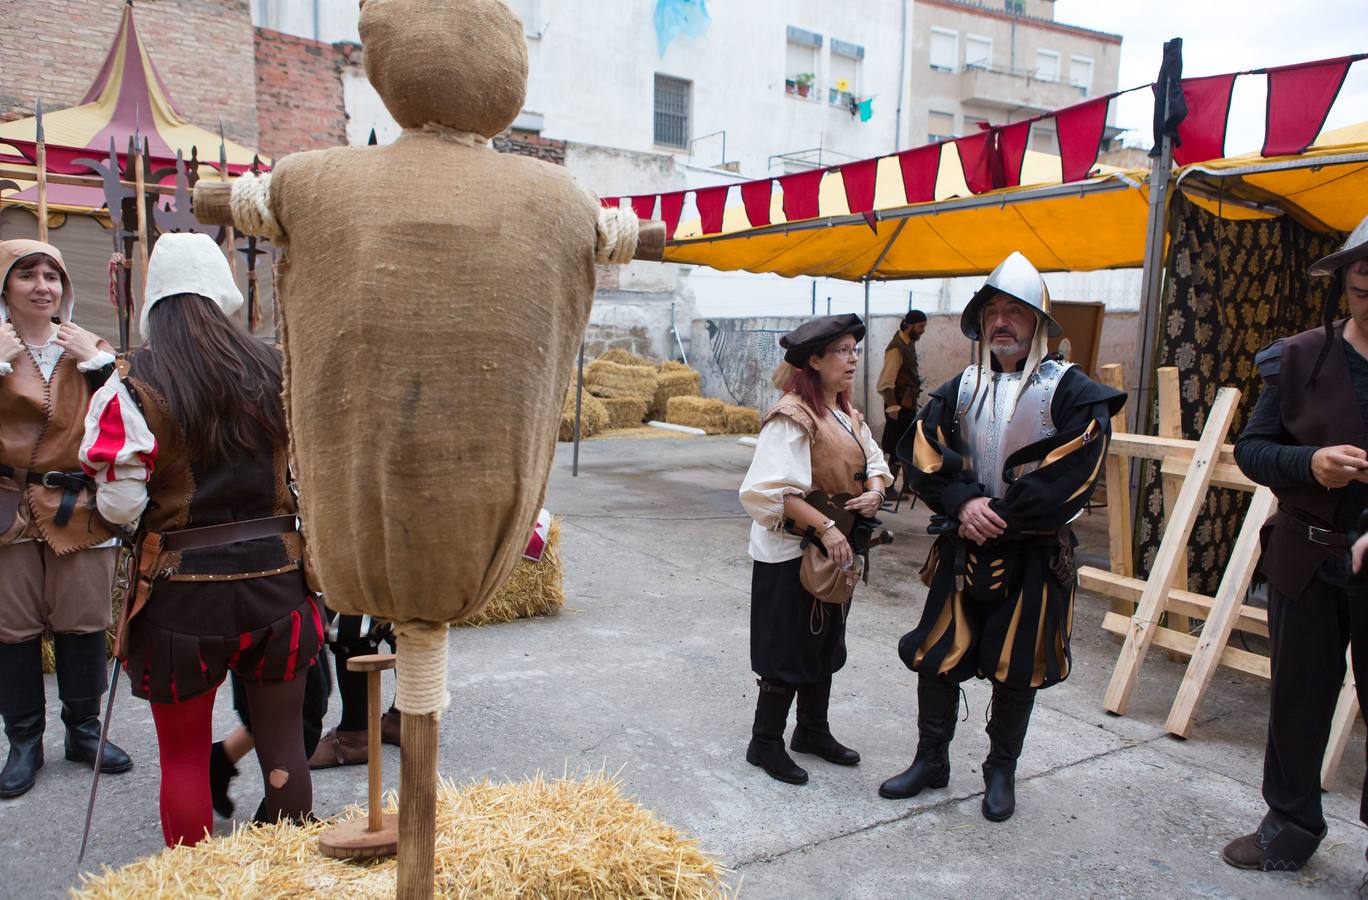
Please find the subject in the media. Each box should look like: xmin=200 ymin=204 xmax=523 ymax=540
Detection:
xmin=780 ymin=313 xmax=866 ymax=366
xmin=902 ymin=309 xmax=927 ymax=327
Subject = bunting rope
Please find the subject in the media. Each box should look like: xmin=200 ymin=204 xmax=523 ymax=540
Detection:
xmin=595 ymin=205 xmax=640 ymax=264
xmin=229 ymin=173 xmax=283 ymax=242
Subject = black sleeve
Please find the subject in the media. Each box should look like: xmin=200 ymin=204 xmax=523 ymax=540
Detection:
xmin=895 ymin=375 xmax=985 ymax=517
xmin=81 ymin=361 xmax=116 ymax=394
xmin=1233 ymin=343 xmax=1317 ymax=488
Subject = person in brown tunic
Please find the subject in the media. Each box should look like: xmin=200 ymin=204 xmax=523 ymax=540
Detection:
xmin=739 ymin=314 xmax=891 ymax=785
xmin=0 ymin=239 xmax=131 ymax=800
xmin=81 ymin=233 xmax=321 ymax=847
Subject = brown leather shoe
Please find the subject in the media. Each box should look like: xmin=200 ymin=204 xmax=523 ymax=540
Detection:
xmin=1222 ymin=833 xmax=1263 ymax=870
xmin=307 ymin=728 xmax=368 ymax=769
xmin=380 ymin=708 xmax=401 ymax=747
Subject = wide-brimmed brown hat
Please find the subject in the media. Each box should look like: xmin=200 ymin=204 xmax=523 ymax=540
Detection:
xmin=780 ymin=313 xmax=866 ymax=366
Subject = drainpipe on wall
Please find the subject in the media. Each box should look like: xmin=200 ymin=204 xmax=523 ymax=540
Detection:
xmin=894 ymin=0 xmax=908 ymax=150
xmin=312 ymin=0 xmax=321 ymax=41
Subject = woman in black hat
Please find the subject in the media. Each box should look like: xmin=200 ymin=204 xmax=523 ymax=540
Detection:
xmin=738 ymin=313 xmax=891 ymax=784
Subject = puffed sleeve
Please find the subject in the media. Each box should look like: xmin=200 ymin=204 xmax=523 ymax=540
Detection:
xmin=79 ymin=372 xmax=158 ymax=525
xmin=739 ymin=415 xmax=811 ymax=531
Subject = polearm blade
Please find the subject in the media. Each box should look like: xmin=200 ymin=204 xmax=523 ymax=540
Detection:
xmin=76 ymin=663 xmax=120 ymax=865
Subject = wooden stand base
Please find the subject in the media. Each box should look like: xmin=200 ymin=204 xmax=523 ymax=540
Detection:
xmin=318 ymin=812 xmax=399 ymax=860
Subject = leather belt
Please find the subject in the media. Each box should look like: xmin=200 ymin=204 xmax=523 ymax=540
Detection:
xmin=1276 ymin=510 xmax=1350 ymax=550
xmin=160 ymin=514 xmax=298 ymax=552
xmin=0 ymin=463 xmax=93 ymax=527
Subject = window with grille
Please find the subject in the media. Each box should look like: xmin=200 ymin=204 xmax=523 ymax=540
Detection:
xmin=654 ymin=75 xmax=691 ymax=149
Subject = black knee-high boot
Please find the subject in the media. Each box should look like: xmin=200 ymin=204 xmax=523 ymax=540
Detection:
xmin=54 ymin=632 xmax=132 ymax=773
xmin=791 ymin=676 xmax=859 ymax=765
xmin=879 ymin=677 xmax=958 ymax=799
xmin=745 ymin=679 xmax=808 ymax=785
xmin=0 ymin=638 xmax=45 ymax=798
xmin=982 ymin=683 xmax=1035 ymax=822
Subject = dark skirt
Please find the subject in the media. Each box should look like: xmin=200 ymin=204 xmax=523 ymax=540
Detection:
xmin=898 ymin=534 xmax=1074 ymax=689
xmin=751 ymin=557 xmax=848 ymax=684
xmin=124 ymin=569 xmax=324 ymax=704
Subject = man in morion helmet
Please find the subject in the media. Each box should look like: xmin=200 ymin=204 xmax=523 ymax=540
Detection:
xmin=879 ymin=251 xmax=1124 ymax=822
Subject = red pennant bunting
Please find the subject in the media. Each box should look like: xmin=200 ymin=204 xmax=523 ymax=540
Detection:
xmin=740 ymin=179 xmax=772 ymax=227
xmin=1056 ymin=96 xmax=1111 ymax=181
xmin=997 ymin=121 xmax=1031 ymax=188
xmin=630 ymin=195 xmax=656 ymax=219
xmin=839 ymin=158 xmax=879 ymax=214
xmin=861 ymin=210 xmax=878 ymax=234
xmin=1171 ymin=75 xmax=1235 ymax=166
xmin=955 ymin=131 xmax=995 ymax=195
xmin=1263 ymin=57 xmax=1352 ymax=157
xmin=695 ymin=185 xmax=729 ymax=235
xmin=897 ymin=144 xmax=940 ymax=204
xmin=599 ymin=196 xmax=620 ymax=208
xmin=779 ymin=169 xmax=824 ymax=222
xmin=659 ymin=191 xmax=685 ymax=239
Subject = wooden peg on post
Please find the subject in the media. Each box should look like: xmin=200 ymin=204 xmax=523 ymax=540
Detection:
xmin=318 ymin=652 xmax=399 ymax=859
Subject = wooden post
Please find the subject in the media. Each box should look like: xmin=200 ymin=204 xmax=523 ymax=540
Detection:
xmin=134 ymin=139 xmax=150 ymax=303
xmin=1164 ymin=487 xmax=1276 ymax=737
xmin=34 ymin=142 xmax=48 ymax=243
xmin=1099 ymin=364 xmax=1134 ymax=622
xmin=318 ymin=653 xmax=398 ymax=859
xmin=1104 ymin=387 xmax=1239 ymax=716
xmin=1157 ymin=367 xmax=1191 ymax=643
xmin=1323 ymin=648 xmax=1360 ymax=790
xmin=398 ymin=712 xmax=439 ymax=899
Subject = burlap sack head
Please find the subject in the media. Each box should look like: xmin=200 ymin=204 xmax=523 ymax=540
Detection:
xmin=359 ymin=0 xmax=528 ymax=138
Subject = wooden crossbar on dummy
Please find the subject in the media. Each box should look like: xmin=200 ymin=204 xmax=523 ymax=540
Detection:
xmin=1081 ymin=364 xmax=1360 ymax=790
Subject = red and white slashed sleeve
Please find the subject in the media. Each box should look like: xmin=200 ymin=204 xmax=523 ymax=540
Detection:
xmin=79 ymin=372 xmax=158 ymax=526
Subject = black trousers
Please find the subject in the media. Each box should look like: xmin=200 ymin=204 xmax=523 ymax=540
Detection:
xmin=1263 ymin=576 xmax=1368 ymax=832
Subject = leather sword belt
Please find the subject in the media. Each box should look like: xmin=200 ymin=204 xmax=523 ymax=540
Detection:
xmin=159 ymin=514 xmax=298 ymax=552
xmin=1275 ymin=509 xmax=1350 ymax=550
xmin=0 ymin=462 xmax=93 ymax=527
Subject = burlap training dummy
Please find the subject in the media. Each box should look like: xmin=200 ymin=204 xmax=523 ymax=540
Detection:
xmin=199 ymin=1 xmax=644 ymax=895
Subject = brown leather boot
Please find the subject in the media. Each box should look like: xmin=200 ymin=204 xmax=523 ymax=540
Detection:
xmin=307 ymin=727 xmax=368 ymax=769
xmin=380 ymin=708 xmax=401 ymax=747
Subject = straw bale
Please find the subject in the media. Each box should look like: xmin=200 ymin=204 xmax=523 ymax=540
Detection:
xmin=650 ymin=366 xmax=702 ymax=419
xmin=559 ymin=387 xmax=609 ymax=442
xmin=666 ymin=396 xmax=727 ymax=434
xmin=584 ymin=360 xmax=657 ymax=402
xmin=601 ymin=396 xmax=649 ymax=430
xmin=74 ymin=772 xmax=731 ymax=899
xmin=658 ymin=359 xmax=693 ymax=373
xmin=597 ymin=348 xmax=655 ymax=368
xmin=724 ymin=404 xmax=761 ymax=435
xmin=459 ymin=519 xmax=563 ymax=627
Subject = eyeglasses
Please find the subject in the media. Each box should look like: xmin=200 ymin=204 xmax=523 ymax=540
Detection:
xmin=828 ymin=346 xmax=863 ymax=359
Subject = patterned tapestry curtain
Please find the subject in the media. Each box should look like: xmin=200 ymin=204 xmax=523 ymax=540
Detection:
xmin=1134 ymin=193 xmax=1343 ymax=592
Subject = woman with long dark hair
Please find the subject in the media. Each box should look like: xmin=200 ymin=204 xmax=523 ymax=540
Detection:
xmin=80 ymin=233 xmax=322 ymax=847
xmin=738 ymin=314 xmax=890 ymax=785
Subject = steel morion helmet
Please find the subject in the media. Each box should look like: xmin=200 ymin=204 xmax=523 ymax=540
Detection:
xmin=1309 ymin=213 xmax=1368 ymax=277
xmin=959 ymin=251 xmax=1062 ymax=340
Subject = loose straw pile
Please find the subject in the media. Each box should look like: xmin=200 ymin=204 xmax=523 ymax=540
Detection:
xmin=74 ymin=772 xmax=732 ymax=899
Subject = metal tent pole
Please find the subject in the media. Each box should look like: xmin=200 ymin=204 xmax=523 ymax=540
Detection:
xmin=1136 ymin=51 xmax=1179 ymax=434
xmin=863 ymin=278 xmax=872 ymax=416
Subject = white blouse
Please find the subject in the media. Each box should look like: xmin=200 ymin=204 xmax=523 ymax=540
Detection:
xmin=738 ymin=407 xmax=892 ymax=563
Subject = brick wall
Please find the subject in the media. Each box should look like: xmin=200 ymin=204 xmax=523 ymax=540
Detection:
xmin=253 ymin=28 xmax=348 ymax=159
xmin=0 ymin=0 xmax=258 ymax=145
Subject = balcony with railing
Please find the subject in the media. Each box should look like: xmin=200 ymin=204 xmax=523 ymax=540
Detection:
xmin=958 ymin=62 xmax=1089 ymax=113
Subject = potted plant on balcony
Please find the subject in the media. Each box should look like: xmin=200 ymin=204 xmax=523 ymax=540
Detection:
xmin=794 ymin=72 xmax=814 ymax=98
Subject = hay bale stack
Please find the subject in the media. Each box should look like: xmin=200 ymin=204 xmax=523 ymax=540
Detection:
xmin=460 ymin=519 xmax=564 ymax=626
xmin=651 ymin=364 xmax=702 ymax=419
xmin=666 ymin=396 xmax=727 ymax=434
xmin=601 ymin=396 xmax=649 ymax=430
xmin=559 ymin=387 xmax=608 ymax=441
xmin=583 ymin=360 xmax=657 ymax=402
xmin=74 ymin=772 xmax=730 ymax=899
xmin=724 ymin=404 xmax=761 ymax=435
xmin=597 ymin=348 xmax=654 ymax=368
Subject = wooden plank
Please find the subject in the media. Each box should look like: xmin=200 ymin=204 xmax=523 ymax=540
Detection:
xmin=1099 ymin=364 xmax=1133 ymax=580
xmin=1157 ymin=368 xmax=1190 ymax=643
xmin=1079 ymin=566 xmax=1268 ymax=636
xmin=1104 ymin=387 xmax=1241 ymax=716
xmin=1102 ymin=612 xmax=1270 ymax=679
xmin=1322 ymin=648 xmax=1360 ymax=789
xmin=1164 ymin=487 xmax=1277 ymax=738
xmin=1110 ymin=433 xmax=1238 ymax=467
xmin=1158 ymin=456 xmax=1256 ymax=492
